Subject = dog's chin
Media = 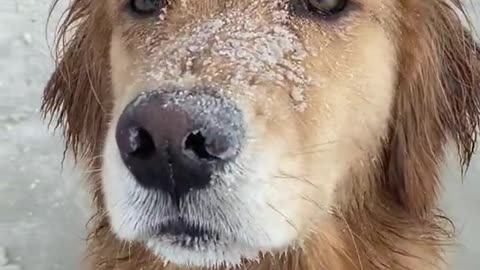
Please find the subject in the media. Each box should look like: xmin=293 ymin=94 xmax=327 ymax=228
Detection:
xmin=137 ymin=219 xmax=265 ymax=267
xmin=133 ymin=218 xmax=285 ymax=268
xmin=145 ymin=235 xmax=263 ymax=268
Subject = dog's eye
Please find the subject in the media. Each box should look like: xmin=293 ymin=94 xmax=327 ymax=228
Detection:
xmin=305 ymin=0 xmax=348 ymax=16
xmin=130 ymin=0 xmax=166 ymax=15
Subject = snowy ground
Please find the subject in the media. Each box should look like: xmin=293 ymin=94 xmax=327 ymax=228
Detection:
xmin=0 ymin=1 xmax=479 ymax=270
xmin=0 ymin=1 xmax=88 ymax=269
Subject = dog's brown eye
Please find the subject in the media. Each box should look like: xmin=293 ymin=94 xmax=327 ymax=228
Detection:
xmin=130 ymin=0 xmax=166 ymax=15
xmin=306 ymin=0 xmax=348 ymax=15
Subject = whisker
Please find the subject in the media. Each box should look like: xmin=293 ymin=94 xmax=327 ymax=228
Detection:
xmin=300 ymin=195 xmax=327 ymax=213
xmin=338 ymin=211 xmax=364 ymax=270
xmin=275 ymin=172 xmax=321 ymax=191
xmin=288 ymin=148 xmax=333 ymax=157
xmin=266 ymin=202 xmax=298 ymax=233
xmin=293 ymin=140 xmax=339 ymax=152
xmin=84 ymin=168 xmax=103 ymax=174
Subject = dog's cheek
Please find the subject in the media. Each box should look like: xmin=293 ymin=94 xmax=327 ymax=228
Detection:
xmin=294 ymin=23 xmax=397 ymax=206
xmin=110 ymin=32 xmax=145 ymax=102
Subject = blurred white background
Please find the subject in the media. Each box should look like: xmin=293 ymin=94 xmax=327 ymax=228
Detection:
xmin=0 ymin=1 xmax=479 ymax=269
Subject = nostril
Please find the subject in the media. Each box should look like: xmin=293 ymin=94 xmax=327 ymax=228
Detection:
xmin=183 ymin=130 xmax=238 ymax=162
xmin=183 ymin=131 xmax=218 ymax=161
xmin=126 ymin=127 xmax=156 ymax=159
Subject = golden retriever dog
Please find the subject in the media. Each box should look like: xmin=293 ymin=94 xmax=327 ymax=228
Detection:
xmin=42 ymin=0 xmax=480 ymax=269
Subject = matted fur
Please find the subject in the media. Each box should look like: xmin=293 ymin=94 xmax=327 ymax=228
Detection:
xmin=42 ymin=0 xmax=480 ymax=269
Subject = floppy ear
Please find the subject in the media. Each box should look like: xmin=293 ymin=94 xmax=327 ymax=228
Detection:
xmin=383 ymin=2 xmax=480 ymax=216
xmin=42 ymin=0 xmax=112 ymax=160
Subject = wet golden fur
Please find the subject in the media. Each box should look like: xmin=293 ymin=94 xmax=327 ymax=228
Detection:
xmin=42 ymin=0 xmax=480 ymax=269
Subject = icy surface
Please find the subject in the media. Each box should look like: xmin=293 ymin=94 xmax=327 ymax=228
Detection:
xmin=0 ymin=266 xmax=22 ymax=270
xmin=0 ymin=247 xmax=21 ymax=270
xmin=0 ymin=1 xmax=479 ymax=270
xmin=0 ymin=1 xmax=88 ymax=270
xmin=0 ymin=247 xmax=7 ymax=266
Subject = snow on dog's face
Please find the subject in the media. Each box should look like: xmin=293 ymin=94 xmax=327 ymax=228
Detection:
xmin=42 ymin=0 xmax=480 ymax=268
xmin=102 ymin=0 xmax=395 ymax=266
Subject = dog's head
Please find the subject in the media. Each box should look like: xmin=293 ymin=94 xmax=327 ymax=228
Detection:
xmin=43 ymin=0 xmax=480 ymax=268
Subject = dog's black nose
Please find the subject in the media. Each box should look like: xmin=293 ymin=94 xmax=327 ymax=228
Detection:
xmin=115 ymin=91 xmax=244 ymax=199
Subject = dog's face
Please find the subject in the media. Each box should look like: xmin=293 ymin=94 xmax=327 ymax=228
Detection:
xmin=101 ymin=0 xmax=396 ymax=267
xmin=43 ymin=0 xmax=480 ymax=268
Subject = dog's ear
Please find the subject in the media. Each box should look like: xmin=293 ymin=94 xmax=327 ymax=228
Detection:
xmin=41 ymin=0 xmax=112 ymax=160
xmin=383 ymin=2 xmax=480 ymax=216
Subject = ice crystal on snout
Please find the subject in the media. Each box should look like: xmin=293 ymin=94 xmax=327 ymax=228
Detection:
xmin=137 ymin=1 xmax=310 ymax=111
